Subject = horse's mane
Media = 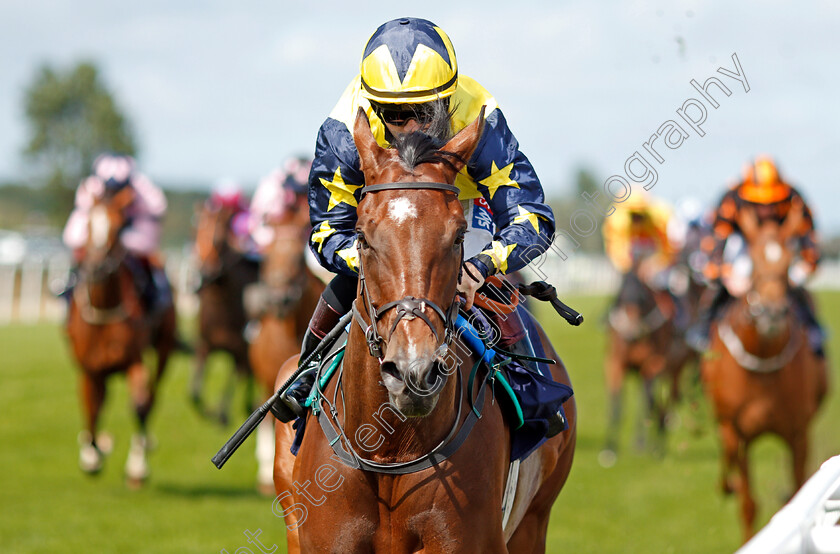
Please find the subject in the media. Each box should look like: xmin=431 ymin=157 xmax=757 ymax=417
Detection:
xmin=389 ymin=100 xmax=466 ymax=174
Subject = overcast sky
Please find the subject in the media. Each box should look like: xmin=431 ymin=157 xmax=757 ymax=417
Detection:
xmin=2 ymin=1 xmax=839 ymax=229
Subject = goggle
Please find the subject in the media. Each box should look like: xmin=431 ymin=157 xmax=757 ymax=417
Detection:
xmin=371 ymin=102 xmax=436 ymax=126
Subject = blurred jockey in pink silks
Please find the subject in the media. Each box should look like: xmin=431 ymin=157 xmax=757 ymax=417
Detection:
xmin=207 ymin=181 xmax=259 ymax=260
xmin=249 ymin=157 xmax=311 ymax=252
xmin=60 ymin=153 xmax=171 ymax=311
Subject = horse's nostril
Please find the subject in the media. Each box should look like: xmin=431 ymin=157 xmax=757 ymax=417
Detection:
xmin=380 ymin=361 xmax=403 ymax=383
xmin=425 ymin=361 xmax=442 ymax=387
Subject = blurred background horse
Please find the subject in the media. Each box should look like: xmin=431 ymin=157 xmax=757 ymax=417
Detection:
xmin=600 ymin=196 xmax=692 ymax=463
xmin=65 ymin=186 xmax=177 ymax=486
xmin=191 ymin=198 xmax=259 ymax=425
xmin=601 ymin=254 xmax=683 ymax=463
xmin=702 ymin=201 xmax=828 ymax=541
xmin=247 ymin=195 xmax=324 ymax=494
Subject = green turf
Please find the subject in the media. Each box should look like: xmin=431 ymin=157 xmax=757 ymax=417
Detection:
xmin=1 ymin=293 xmax=839 ymax=553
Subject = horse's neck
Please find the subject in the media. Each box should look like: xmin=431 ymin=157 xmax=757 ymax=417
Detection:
xmin=295 ymin=269 xmax=323 ymax=333
xmin=340 ymin=325 xmax=460 ymax=461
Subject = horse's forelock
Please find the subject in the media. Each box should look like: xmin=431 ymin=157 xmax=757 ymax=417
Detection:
xmin=390 ymin=100 xmax=465 ymax=173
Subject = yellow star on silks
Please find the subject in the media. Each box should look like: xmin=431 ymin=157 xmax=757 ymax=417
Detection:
xmin=320 ymin=167 xmax=362 ymax=211
xmin=454 ymin=170 xmax=480 ymax=200
xmin=481 ymin=241 xmax=517 ymax=274
xmin=310 ymin=221 xmax=336 ymax=253
xmin=478 ymin=161 xmax=518 ymax=199
xmin=513 ymin=206 xmax=541 ymax=234
xmin=336 ymin=243 xmax=359 ymax=273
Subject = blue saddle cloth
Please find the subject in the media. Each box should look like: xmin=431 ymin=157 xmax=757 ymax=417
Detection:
xmin=461 ymin=305 xmax=573 ymax=461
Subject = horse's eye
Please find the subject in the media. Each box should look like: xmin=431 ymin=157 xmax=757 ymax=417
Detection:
xmin=454 ymin=230 xmax=465 ymax=246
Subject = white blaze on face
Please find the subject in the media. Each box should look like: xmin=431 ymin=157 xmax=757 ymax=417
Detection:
xmin=765 ymin=241 xmax=782 ymax=263
xmin=387 ymin=197 xmax=418 ymax=224
xmin=90 ymin=206 xmax=110 ymax=248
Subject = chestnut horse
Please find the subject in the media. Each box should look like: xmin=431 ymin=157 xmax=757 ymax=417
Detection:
xmin=192 ymin=203 xmax=259 ymax=424
xmin=702 ymin=201 xmax=828 ymax=541
xmin=272 ymin=107 xmax=576 ymax=552
xmin=249 ymin=203 xmax=325 ymax=494
xmin=601 ymin=260 xmax=681 ymax=464
xmin=66 ymin=187 xmax=177 ymax=486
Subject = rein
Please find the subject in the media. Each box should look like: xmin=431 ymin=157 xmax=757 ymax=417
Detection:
xmin=608 ymin=303 xmax=666 ymax=340
xmin=313 ymin=320 xmax=492 ymax=475
xmin=717 ymin=302 xmax=802 ymax=373
xmin=74 ymin=284 xmax=129 ymax=325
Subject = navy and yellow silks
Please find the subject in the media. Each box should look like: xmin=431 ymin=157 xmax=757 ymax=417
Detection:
xmin=360 ymin=18 xmax=459 ymax=103
xmin=290 ymin=307 xmax=573 ymax=462
xmin=307 ymin=74 xmax=556 ymax=278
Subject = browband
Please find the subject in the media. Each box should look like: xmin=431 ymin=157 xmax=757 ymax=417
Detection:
xmin=360 ymin=182 xmax=460 ymax=198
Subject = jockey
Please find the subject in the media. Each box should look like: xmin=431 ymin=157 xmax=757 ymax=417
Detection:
xmin=207 ymin=181 xmax=257 ymax=258
xmin=248 ymin=157 xmax=312 ymax=252
xmin=242 ymin=158 xmax=315 ymax=335
xmin=274 ymin=17 xmax=558 ymax=426
xmin=604 ymin=192 xmax=675 ymax=277
xmin=603 ymin=192 xmax=685 ymax=326
xmin=688 ymin=156 xmax=824 ymax=355
xmin=61 ymin=153 xmax=171 ymax=312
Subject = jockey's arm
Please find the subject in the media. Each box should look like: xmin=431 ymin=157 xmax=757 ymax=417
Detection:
xmin=702 ymin=190 xmax=738 ymax=282
xmin=789 ymin=189 xmax=821 ymax=285
xmin=307 ymin=119 xmax=366 ymax=277
xmin=465 ymin=108 xmax=556 ymax=281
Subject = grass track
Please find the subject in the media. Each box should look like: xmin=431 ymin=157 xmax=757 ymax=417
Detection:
xmin=1 ymin=293 xmax=839 ymax=553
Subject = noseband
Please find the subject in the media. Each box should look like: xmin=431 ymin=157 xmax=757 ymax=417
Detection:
xmin=353 ymin=182 xmax=461 ymax=359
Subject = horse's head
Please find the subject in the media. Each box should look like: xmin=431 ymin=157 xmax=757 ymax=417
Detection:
xmin=352 ymin=104 xmax=485 ymax=417
xmin=610 ymin=270 xmax=662 ymax=340
xmin=82 ymin=186 xmax=134 ymax=278
xmin=194 ymin=202 xmax=233 ymax=279
xmin=737 ymin=200 xmax=803 ymax=337
xmin=260 ymin=209 xmax=311 ymax=316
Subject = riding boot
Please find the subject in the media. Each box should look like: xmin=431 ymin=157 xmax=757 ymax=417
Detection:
xmin=790 ymin=286 xmax=826 ymax=358
xmin=686 ymin=285 xmax=731 ymax=352
xmin=272 ymin=295 xmax=345 ymax=422
xmin=123 ymin=255 xmax=153 ymax=310
xmin=149 ymin=264 xmax=172 ymax=313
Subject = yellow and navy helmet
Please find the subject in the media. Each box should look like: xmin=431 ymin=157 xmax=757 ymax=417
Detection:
xmin=360 ymin=17 xmax=458 ymax=105
xmin=738 ymin=155 xmax=790 ymax=204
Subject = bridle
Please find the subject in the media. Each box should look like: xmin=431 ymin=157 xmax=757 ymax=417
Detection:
xmin=315 ymin=181 xmax=502 ymax=474
xmin=352 ymin=182 xmax=462 ymax=360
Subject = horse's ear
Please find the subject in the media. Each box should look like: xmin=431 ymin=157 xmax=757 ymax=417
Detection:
xmin=781 ymin=197 xmax=805 ymax=241
xmin=737 ymin=205 xmax=759 ymax=243
xmin=353 ymin=106 xmax=384 ymax=176
xmin=440 ymin=105 xmax=486 ymax=175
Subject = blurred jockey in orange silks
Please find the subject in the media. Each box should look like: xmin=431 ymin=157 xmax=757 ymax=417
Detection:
xmin=689 ymin=156 xmax=824 ymax=355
